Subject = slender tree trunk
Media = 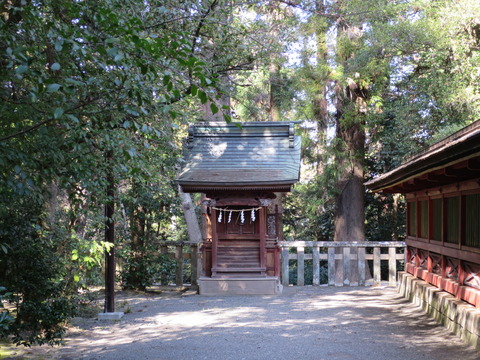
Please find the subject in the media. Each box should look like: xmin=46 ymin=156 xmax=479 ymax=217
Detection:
xmin=104 ymin=150 xmax=115 ymax=312
xmin=313 ymin=0 xmax=330 ymax=241
xmin=178 ymin=185 xmax=202 ymax=243
xmin=131 ymin=206 xmax=145 ymax=249
xmin=268 ymin=19 xmax=285 ymax=235
xmin=269 ymin=61 xmax=281 ymax=122
xmin=128 ymin=180 xmax=147 ymax=290
xmin=200 ymin=2 xmax=231 ymax=123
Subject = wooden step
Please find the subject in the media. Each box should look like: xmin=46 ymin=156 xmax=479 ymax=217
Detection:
xmin=212 ymin=267 xmax=266 ymax=273
xmin=198 ymin=276 xmax=282 ymax=295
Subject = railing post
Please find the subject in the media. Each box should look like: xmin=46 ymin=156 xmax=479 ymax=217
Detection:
xmin=358 ymin=246 xmax=366 ymax=286
xmin=415 ymin=246 xmax=420 ymax=268
xmin=328 ymin=246 xmax=335 ymax=286
xmin=389 ymin=246 xmax=397 ymax=286
xmin=440 ymin=255 xmax=446 ymax=291
xmin=374 ymin=246 xmax=381 ymax=285
xmin=405 ymin=245 xmax=410 ymax=270
xmin=175 ymin=245 xmax=183 ymax=287
xmin=343 ymin=246 xmax=351 ymax=286
xmin=190 ymin=243 xmax=198 ymax=286
xmin=457 ymin=260 xmax=465 ymax=300
xmin=313 ymin=244 xmax=320 ymax=286
xmin=281 ymin=246 xmax=290 ymax=286
xmin=297 ymin=246 xmax=305 ymax=286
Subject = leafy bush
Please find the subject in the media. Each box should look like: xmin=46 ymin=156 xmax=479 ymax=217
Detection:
xmin=0 ymin=287 xmax=14 ymax=338
xmin=0 ymin=205 xmax=77 ymax=346
xmin=120 ymin=247 xmax=176 ymax=291
xmin=288 ymin=260 xmax=329 ymax=285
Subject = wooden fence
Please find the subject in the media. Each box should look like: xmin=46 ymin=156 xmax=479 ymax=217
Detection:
xmin=278 ymin=241 xmax=406 ymax=287
xmin=158 ymin=241 xmax=406 ymax=287
xmin=158 ymin=241 xmax=199 ymax=287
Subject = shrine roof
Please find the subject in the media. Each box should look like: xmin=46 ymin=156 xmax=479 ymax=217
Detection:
xmin=176 ymin=121 xmax=301 ymax=193
xmin=365 ymin=120 xmax=480 ymax=193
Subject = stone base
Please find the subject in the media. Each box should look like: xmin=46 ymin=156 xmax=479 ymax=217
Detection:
xmin=98 ymin=312 xmax=124 ymax=321
xmin=198 ymin=276 xmax=282 ymax=295
xmin=398 ymin=271 xmax=480 ymax=350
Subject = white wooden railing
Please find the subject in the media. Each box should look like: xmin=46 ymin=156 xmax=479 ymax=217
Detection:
xmin=278 ymin=241 xmax=406 ymax=287
xmin=157 ymin=241 xmax=406 ymax=288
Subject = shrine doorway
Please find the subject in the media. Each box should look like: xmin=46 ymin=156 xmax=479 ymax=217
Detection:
xmin=211 ymin=206 xmax=265 ymax=278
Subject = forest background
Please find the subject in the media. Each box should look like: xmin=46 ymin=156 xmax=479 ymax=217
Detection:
xmin=1 ymin=0 xmax=479 ymax=347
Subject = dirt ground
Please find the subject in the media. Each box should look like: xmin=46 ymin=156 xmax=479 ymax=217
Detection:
xmin=1 ymin=285 xmax=479 ymax=360
xmin=1 ymin=286 xmax=184 ymax=360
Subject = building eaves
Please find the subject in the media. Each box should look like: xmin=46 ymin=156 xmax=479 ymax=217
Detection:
xmin=177 ymin=121 xmax=302 ymax=192
xmin=365 ymin=120 xmax=480 ymax=193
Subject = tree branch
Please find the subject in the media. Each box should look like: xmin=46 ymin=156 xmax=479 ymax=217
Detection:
xmin=0 ymin=94 xmax=101 ymax=142
xmin=190 ymin=0 xmax=219 ymax=55
xmin=144 ymin=15 xmax=200 ymax=29
xmin=0 ymin=117 xmax=56 ymax=142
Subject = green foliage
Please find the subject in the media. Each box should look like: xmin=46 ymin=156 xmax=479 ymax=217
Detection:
xmin=426 ymin=123 xmax=469 ymax=146
xmin=0 ymin=202 xmax=76 ymax=346
xmin=0 ymin=287 xmax=14 ymax=337
xmin=0 ymin=0 xmax=478 ymax=347
xmin=120 ymin=247 xmax=176 ymax=291
xmin=284 ymin=180 xmax=335 ymax=242
xmin=288 ymin=260 xmax=328 ymax=286
xmin=282 ymin=0 xmax=479 ymax=243
xmin=115 ymin=174 xmax=187 ymax=291
xmin=365 ymin=192 xmax=406 ymax=242
xmin=70 ymin=235 xmax=113 ymax=286
xmin=0 ymin=0 xmax=266 ymax=346
xmin=358 ymin=0 xmax=480 ymax=156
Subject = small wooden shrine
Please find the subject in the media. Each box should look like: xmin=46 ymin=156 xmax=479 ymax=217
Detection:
xmin=366 ymin=120 xmax=480 ymax=307
xmin=177 ymin=121 xmax=301 ymax=295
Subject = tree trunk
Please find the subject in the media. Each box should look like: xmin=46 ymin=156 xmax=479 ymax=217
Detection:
xmin=313 ymin=0 xmax=330 ymax=241
xmin=269 ymin=61 xmax=281 ymax=122
xmin=334 ymin=122 xmax=365 ymax=243
xmin=201 ymin=73 xmax=230 ymax=122
xmin=333 ymin=19 xmax=367 ymax=285
xmin=128 ymin=181 xmax=147 ymax=290
xmin=131 ymin=205 xmax=145 ymax=249
xmin=178 ymin=185 xmax=202 ymax=243
xmin=333 ymin=119 xmax=365 ymax=285
xmin=104 ymin=150 xmax=115 ymax=312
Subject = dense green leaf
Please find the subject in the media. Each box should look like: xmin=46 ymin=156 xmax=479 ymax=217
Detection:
xmin=15 ymin=65 xmax=28 ymax=75
xmin=54 ymin=108 xmax=64 ymax=119
xmin=198 ymin=90 xmax=208 ymax=104
xmin=50 ymin=62 xmax=61 ymax=71
xmin=46 ymin=84 xmax=61 ymax=93
xmin=210 ymin=102 xmax=219 ymax=114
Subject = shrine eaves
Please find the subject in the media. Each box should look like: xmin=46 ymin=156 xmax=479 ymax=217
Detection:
xmin=176 ymin=121 xmax=302 ymax=194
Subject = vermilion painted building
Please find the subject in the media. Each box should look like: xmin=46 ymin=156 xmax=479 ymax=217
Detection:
xmin=366 ymin=120 xmax=480 ymax=307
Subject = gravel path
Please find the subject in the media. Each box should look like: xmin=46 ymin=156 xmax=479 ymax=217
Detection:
xmin=11 ymin=285 xmax=480 ymax=360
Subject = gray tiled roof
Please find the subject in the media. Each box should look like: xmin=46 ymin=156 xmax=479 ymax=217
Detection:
xmin=177 ymin=122 xmax=301 ymax=192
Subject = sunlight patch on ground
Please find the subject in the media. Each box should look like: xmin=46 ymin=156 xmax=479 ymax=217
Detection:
xmin=152 ymin=306 xmax=265 ymax=328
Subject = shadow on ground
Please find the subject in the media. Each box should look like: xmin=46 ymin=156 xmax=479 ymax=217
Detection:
xmin=3 ymin=286 xmax=479 ymax=360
